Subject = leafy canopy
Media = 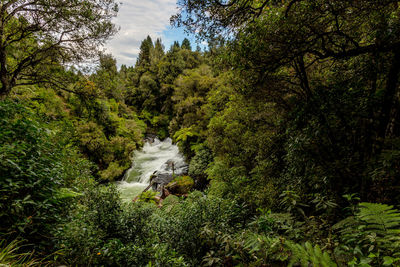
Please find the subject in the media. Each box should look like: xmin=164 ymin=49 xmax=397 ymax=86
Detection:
xmin=0 ymin=0 xmax=119 ymax=97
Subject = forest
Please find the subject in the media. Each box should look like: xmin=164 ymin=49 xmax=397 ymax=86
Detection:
xmin=1 ymin=0 xmax=400 ymax=266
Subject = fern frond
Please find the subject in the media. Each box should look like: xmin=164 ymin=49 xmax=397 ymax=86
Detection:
xmin=357 ymin=203 xmax=400 ymax=236
xmin=287 ymin=241 xmax=337 ymax=267
xmin=335 ymin=202 xmax=400 ymax=265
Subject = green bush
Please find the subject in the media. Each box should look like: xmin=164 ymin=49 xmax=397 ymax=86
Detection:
xmin=137 ymin=190 xmax=158 ymax=204
xmin=57 ymin=185 xmax=157 ymax=266
xmin=0 ymin=101 xmax=71 ymax=250
xmin=188 ymin=145 xmax=213 ymax=190
xmin=188 ymin=146 xmax=213 ymax=178
xmin=148 ymin=193 xmax=244 ymax=265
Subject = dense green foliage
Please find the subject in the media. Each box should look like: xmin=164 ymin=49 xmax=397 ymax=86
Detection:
xmin=0 ymin=0 xmax=118 ymax=97
xmin=0 ymin=101 xmax=92 ymax=250
xmin=169 ymin=0 xmax=400 ymax=208
xmin=1 ymin=0 xmax=400 ymax=266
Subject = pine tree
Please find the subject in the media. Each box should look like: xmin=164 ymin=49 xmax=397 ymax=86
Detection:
xmin=136 ymin=36 xmax=154 ymax=68
xmin=181 ymin=38 xmax=192 ymax=50
xmin=170 ymin=41 xmax=181 ymax=52
xmin=150 ymin=38 xmax=165 ymax=65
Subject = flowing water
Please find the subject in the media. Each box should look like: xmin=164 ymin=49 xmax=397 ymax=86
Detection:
xmin=116 ymin=138 xmax=187 ymax=202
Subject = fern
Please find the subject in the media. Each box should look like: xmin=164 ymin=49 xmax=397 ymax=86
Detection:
xmin=173 ymin=127 xmax=199 ymax=143
xmin=287 ymin=241 xmax=337 ymax=267
xmin=357 ymin=203 xmax=400 ymax=236
xmin=337 ymin=203 xmax=400 ymax=246
xmin=334 ymin=202 xmax=400 ymax=266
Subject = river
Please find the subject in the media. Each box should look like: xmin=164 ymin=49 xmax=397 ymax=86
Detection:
xmin=116 ymin=137 xmax=187 ymax=202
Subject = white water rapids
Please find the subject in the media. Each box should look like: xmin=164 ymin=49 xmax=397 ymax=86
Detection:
xmin=116 ymin=138 xmax=186 ymax=202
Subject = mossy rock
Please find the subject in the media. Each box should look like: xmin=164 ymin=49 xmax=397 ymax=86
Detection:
xmin=166 ymin=176 xmax=194 ymax=195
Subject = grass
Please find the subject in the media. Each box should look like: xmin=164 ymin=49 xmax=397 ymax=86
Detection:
xmin=0 ymin=239 xmax=38 ymax=267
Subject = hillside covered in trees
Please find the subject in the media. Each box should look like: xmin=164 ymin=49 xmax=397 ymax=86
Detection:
xmin=1 ymin=0 xmax=400 ymax=266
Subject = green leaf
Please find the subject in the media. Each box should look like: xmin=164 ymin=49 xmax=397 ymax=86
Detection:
xmin=383 ymin=256 xmax=395 ymax=266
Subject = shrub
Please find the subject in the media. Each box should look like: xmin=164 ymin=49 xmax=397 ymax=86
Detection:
xmin=188 ymin=145 xmax=213 ymax=190
xmin=0 ymin=101 xmax=71 ymax=250
xmin=148 ymin=193 xmax=243 ymax=265
xmin=137 ymin=190 xmax=159 ymax=204
xmin=188 ymin=146 xmax=213 ymax=177
xmin=57 ymin=185 xmax=157 ymax=266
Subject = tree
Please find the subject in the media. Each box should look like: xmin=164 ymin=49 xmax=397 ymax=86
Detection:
xmin=171 ymin=41 xmax=181 ymax=51
xmin=91 ymin=53 xmax=123 ymax=101
xmin=150 ymin=38 xmax=165 ymax=66
xmin=136 ymin=36 xmax=154 ymax=68
xmin=181 ymin=38 xmax=192 ymax=50
xmin=171 ymin=65 xmax=214 ymax=131
xmin=0 ymin=0 xmax=118 ymax=98
xmin=172 ymin=0 xmax=400 ymax=202
xmin=174 ymin=0 xmax=400 ymax=139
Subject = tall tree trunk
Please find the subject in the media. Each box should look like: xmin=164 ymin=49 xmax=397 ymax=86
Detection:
xmin=0 ymin=74 xmax=11 ymax=99
xmin=379 ymin=48 xmax=400 ymax=139
xmin=0 ymin=11 xmax=9 ymax=99
xmin=386 ymin=92 xmax=400 ymax=138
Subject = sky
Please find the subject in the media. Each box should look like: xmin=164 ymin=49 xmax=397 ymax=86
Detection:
xmin=104 ymin=0 xmax=200 ymax=68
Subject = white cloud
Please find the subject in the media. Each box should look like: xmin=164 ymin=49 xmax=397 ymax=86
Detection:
xmin=104 ymin=0 xmax=178 ymax=67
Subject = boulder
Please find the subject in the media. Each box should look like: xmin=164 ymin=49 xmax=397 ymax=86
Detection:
xmin=145 ymin=134 xmax=158 ymax=143
xmin=150 ymin=159 xmax=189 ymax=192
xmin=151 ymin=173 xmax=174 ymax=191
